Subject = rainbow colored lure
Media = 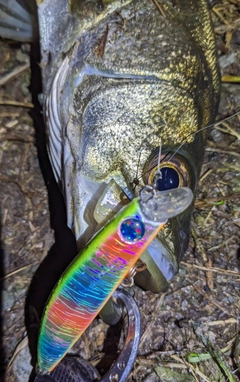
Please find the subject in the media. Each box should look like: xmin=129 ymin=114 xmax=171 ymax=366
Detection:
xmin=37 ymin=186 xmax=193 ymax=373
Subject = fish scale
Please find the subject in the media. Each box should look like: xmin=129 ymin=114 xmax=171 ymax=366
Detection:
xmin=0 ymin=0 xmax=220 ymax=379
xmin=0 ymin=0 xmax=220 ymax=318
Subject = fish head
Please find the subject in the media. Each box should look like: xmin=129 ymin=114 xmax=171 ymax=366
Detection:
xmin=38 ymin=0 xmax=220 ymax=291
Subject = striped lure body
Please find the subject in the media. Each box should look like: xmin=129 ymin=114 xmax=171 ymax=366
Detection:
xmin=37 ymin=196 xmax=166 ymax=372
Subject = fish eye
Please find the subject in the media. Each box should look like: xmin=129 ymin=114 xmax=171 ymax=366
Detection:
xmin=144 ymin=152 xmax=191 ymax=191
xmin=155 ymin=166 xmax=180 ymax=191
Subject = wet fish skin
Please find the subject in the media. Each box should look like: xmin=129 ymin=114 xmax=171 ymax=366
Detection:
xmin=39 ymin=0 xmax=219 ymax=222
xmin=38 ymin=0 xmax=220 ymax=290
xmin=0 ymin=0 xmax=220 ymax=292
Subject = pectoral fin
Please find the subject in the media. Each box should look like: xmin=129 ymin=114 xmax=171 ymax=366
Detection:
xmin=0 ymin=0 xmax=38 ymax=42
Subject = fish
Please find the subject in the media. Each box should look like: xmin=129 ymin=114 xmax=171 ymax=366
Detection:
xmin=0 ymin=0 xmax=220 ymax=371
xmin=37 ymin=187 xmax=193 ymax=372
xmin=0 ymin=0 xmax=220 ymax=293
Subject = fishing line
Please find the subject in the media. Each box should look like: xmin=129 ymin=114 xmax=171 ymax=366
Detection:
xmin=134 ymin=110 xmax=240 ymax=186
xmin=167 ymin=111 xmax=240 ymax=162
xmin=152 ymin=138 xmax=163 ymax=190
xmin=131 ymin=147 xmax=144 ymax=189
xmin=157 ymin=137 xmax=162 ymax=176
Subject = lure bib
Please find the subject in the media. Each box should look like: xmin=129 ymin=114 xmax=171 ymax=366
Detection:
xmin=37 ymin=197 xmax=165 ymax=372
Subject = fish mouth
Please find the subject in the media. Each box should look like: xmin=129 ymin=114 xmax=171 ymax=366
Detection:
xmin=45 ymin=56 xmax=194 ymax=293
xmin=75 ymin=177 xmax=190 ymax=293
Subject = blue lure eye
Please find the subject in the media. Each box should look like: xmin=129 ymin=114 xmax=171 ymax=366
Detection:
xmin=120 ymin=218 xmax=145 ymax=242
xmin=156 ymin=167 xmax=180 ymax=191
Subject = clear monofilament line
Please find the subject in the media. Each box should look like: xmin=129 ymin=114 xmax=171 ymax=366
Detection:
xmin=152 ymin=138 xmax=162 ymax=190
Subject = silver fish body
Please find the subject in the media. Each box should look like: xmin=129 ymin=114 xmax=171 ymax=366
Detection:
xmin=0 ymin=0 xmax=220 ymax=292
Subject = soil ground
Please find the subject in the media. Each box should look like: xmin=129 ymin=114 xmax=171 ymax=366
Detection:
xmin=0 ymin=1 xmax=240 ymax=381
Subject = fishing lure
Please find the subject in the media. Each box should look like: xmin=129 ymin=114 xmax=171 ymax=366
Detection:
xmin=37 ymin=185 xmax=193 ymax=373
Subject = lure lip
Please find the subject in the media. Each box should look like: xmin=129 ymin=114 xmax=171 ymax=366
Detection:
xmin=36 ymin=186 xmax=193 ymax=373
xmin=37 ymin=195 xmax=165 ymax=373
xmin=84 ymin=184 xmax=193 ymax=287
xmin=139 ymin=186 xmax=194 ymax=223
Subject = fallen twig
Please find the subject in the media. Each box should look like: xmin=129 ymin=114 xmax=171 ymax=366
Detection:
xmin=0 ymin=63 xmax=29 ymax=86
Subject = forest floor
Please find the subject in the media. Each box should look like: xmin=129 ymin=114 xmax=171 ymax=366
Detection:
xmin=0 ymin=1 xmax=240 ymax=381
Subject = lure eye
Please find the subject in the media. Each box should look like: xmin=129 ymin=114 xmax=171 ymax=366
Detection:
xmin=155 ymin=167 xmax=180 ymax=191
xmin=145 ymin=152 xmax=191 ymax=191
xmin=120 ymin=218 xmax=145 ymax=242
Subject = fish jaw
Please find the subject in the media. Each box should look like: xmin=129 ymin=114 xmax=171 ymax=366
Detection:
xmin=46 ymin=60 xmax=202 ymax=239
xmin=44 ymin=63 xmax=202 ymax=291
xmin=38 ymin=0 xmax=220 ymax=291
xmin=62 ymin=172 xmax=193 ymax=293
